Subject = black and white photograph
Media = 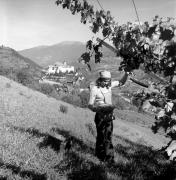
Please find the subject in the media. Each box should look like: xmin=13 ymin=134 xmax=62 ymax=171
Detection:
xmin=0 ymin=0 xmax=176 ymax=179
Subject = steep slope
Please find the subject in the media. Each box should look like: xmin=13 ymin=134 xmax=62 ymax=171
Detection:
xmin=0 ymin=46 xmax=42 ymax=80
xmin=0 ymin=46 xmax=41 ymax=70
xmin=0 ymin=75 xmax=172 ymax=179
xmin=19 ymin=41 xmax=115 ymax=67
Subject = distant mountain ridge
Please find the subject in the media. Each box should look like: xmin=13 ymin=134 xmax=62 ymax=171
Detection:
xmin=19 ymin=41 xmax=115 ymax=67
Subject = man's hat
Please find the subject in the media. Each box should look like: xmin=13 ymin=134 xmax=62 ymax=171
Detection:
xmin=99 ymin=70 xmax=111 ymax=79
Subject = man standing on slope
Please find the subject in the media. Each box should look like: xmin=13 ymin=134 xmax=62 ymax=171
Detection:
xmin=88 ymin=70 xmax=129 ymax=163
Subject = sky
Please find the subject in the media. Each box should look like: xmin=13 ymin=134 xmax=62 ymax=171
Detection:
xmin=1 ymin=0 xmax=176 ymax=50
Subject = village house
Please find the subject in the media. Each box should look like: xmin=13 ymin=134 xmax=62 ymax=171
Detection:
xmin=46 ymin=61 xmax=75 ymax=75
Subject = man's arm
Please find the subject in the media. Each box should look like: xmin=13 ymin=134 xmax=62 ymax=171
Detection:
xmin=88 ymin=86 xmax=97 ymax=112
xmin=88 ymin=104 xmax=98 ymax=112
xmin=111 ymin=72 xmax=129 ymax=88
xmin=119 ymin=71 xmax=129 ymax=86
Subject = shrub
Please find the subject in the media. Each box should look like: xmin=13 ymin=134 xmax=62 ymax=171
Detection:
xmin=60 ymin=104 xmax=68 ymax=114
xmin=78 ymin=91 xmax=90 ymax=108
xmin=16 ymin=69 xmax=32 ymax=85
xmin=61 ymin=94 xmax=73 ymax=104
xmin=60 ymin=88 xmax=90 ymax=108
xmin=0 ymin=67 xmax=17 ymax=81
xmin=61 ymin=94 xmax=81 ymax=107
xmin=61 ymin=92 xmax=90 ymax=108
xmin=113 ymin=94 xmax=136 ymax=111
xmin=120 ymin=89 xmax=133 ymax=98
xmin=28 ymin=81 xmax=41 ymax=91
xmin=0 ymin=67 xmax=10 ymax=76
xmin=40 ymin=84 xmax=54 ymax=95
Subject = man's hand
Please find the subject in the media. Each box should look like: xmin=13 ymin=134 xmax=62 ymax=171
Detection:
xmin=127 ymin=71 xmax=134 ymax=76
xmin=88 ymin=104 xmax=99 ymax=112
xmin=92 ymin=106 xmax=99 ymax=112
xmin=124 ymin=70 xmax=135 ymax=76
xmin=88 ymin=104 xmax=115 ymax=113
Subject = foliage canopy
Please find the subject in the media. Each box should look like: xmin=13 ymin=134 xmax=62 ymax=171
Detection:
xmin=56 ymin=0 xmax=176 ymax=79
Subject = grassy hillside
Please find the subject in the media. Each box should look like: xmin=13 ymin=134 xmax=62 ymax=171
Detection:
xmin=0 ymin=46 xmax=41 ymax=72
xmin=0 ymin=75 xmax=175 ymax=180
xmin=0 ymin=46 xmax=66 ymax=101
xmin=0 ymin=46 xmax=42 ymax=85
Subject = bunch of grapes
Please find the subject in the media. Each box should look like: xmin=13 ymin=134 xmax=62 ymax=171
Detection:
xmin=93 ymin=44 xmax=103 ymax=63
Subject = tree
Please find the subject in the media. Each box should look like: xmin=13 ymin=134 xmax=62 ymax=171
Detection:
xmin=55 ymin=0 xmax=176 ymax=137
xmin=55 ymin=0 xmax=176 ymax=77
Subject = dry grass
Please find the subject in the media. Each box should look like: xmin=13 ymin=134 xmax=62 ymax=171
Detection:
xmin=0 ymin=75 xmax=175 ymax=180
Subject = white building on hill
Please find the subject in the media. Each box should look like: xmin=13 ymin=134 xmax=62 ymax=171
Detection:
xmin=47 ymin=61 xmax=75 ymax=75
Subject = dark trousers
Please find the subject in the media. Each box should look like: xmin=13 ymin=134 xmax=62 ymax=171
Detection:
xmin=94 ymin=112 xmax=114 ymax=162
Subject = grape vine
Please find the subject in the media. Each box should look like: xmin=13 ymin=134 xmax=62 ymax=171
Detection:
xmin=55 ymin=0 xmax=176 ymax=137
xmin=55 ymin=0 xmax=176 ymax=77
